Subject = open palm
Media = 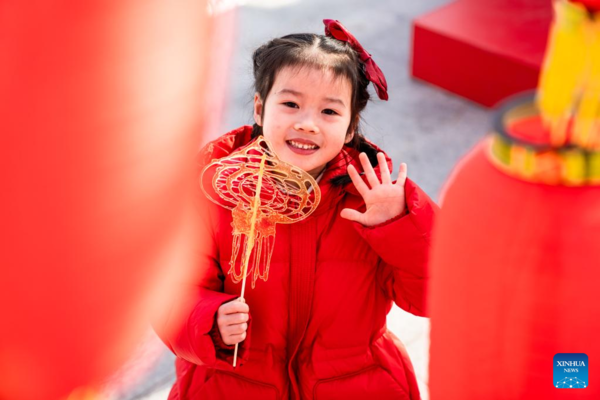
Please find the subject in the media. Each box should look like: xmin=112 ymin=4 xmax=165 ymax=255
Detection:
xmin=340 ymin=152 xmax=407 ymax=227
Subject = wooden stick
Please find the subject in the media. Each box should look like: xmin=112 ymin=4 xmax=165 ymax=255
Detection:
xmin=233 ymin=154 xmax=267 ymax=367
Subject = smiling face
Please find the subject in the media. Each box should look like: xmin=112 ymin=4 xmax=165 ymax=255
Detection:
xmin=253 ymin=66 xmax=354 ymax=178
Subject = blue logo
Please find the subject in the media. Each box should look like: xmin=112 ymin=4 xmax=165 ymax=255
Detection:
xmin=554 ymin=353 xmax=588 ymax=389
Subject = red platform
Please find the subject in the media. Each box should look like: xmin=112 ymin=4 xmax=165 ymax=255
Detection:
xmin=411 ymin=0 xmax=552 ymax=107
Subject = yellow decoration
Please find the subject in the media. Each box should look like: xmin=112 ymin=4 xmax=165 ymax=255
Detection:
xmin=537 ymin=0 xmax=600 ymax=149
xmin=201 ymin=137 xmax=321 ymax=289
xmin=488 ymin=98 xmax=600 ymax=186
xmin=200 ymin=137 xmax=321 ymax=367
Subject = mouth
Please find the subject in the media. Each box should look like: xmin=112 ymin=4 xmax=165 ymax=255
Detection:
xmin=286 ymin=139 xmax=320 ymax=155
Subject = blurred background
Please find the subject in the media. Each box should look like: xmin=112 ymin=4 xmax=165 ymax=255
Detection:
xmin=114 ymin=0 xmax=492 ymax=399
xmin=8 ymin=0 xmax=597 ymax=397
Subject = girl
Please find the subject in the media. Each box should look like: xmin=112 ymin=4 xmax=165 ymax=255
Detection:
xmin=157 ymin=19 xmax=438 ymax=400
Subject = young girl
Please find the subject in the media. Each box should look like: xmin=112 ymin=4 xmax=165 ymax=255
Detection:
xmin=157 ymin=19 xmax=438 ymax=400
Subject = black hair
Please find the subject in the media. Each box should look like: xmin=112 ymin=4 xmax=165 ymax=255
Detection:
xmin=250 ymin=33 xmax=380 ymax=186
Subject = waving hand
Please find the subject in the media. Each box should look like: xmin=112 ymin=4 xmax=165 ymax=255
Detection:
xmin=340 ymin=152 xmax=407 ymax=227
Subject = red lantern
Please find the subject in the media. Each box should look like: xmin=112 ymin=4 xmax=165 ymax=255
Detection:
xmin=429 ymin=95 xmax=600 ymax=398
xmin=0 ymin=1 xmax=211 ymax=399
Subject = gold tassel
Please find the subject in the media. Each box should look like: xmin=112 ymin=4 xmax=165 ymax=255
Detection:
xmin=538 ymin=0 xmax=600 ymax=150
xmin=537 ymin=0 xmax=588 ymax=146
xmin=573 ymin=16 xmax=600 ymax=148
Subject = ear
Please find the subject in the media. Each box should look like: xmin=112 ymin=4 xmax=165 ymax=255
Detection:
xmin=253 ymin=93 xmax=263 ymax=126
xmin=345 ymin=128 xmax=355 ymax=144
xmin=345 ymin=116 xmax=358 ymax=144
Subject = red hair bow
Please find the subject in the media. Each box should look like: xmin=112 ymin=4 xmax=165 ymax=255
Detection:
xmin=323 ymin=19 xmax=389 ymax=101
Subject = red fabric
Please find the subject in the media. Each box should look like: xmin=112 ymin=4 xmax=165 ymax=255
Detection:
xmin=156 ymin=126 xmax=438 ymax=399
xmin=323 ymin=19 xmax=389 ymax=101
xmin=429 ymin=141 xmax=600 ymax=399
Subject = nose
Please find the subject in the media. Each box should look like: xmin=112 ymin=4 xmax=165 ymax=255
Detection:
xmin=293 ymin=112 xmax=319 ymax=134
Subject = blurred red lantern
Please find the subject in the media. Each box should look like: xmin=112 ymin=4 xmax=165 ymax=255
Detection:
xmin=0 ymin=1 xmax=213 ymax=399
xmin=428 ymin=94 xmax=600 ymax=399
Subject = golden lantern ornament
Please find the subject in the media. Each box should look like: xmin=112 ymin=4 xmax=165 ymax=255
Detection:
xmin=200 ymin=136 xmax=321 ymax=366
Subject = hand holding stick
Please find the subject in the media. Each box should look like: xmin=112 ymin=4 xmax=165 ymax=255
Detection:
xmin=200 ymin=137 xmax=321 ymax=367
xmin=233 ymin=153 xmax=266 ymax=367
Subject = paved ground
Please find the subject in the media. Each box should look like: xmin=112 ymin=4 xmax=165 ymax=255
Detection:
xmin=112 ymin=0 xmax=494 ymax=398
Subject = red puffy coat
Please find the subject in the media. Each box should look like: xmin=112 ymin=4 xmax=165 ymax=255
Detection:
xmin=156 ymin=126 xmax=438 ymax=400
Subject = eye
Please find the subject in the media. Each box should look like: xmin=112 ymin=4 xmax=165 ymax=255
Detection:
xmin=322 ymin=109 xmax=339 ymax=116
xmin=283 ymin=102 xmax=299 ymax=108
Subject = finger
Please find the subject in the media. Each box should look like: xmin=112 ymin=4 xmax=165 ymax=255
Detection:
xmin=220 ymin=312 xmax=249 ymax=327
xmin=347 ymin=164 xmax=369 ymax=197
xmin=340 ymin=208 xmax=365 ymax=225
xmin=395 ymin=163 xmax=408 ymax=187
xmin=223 ymin=322 xmax=248 ymax=335
xmin=359 ymin=152 xmax=380 ymax=188
xmin=378 ymin=152 xmax=391 ymax=185
xmin=224 ymin=331 xmax=247 ymax=345
xmin=219 ymin=300 xmax=249 ymax=315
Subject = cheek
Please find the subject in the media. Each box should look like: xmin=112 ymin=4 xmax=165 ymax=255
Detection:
xmin=263 ymin=117 xmax=287 ymax=142
xmin=330 ymin=124 xmax=351 ymax=149
xmin=328 ymin=138 xmax=346 ymax=157
xmin=261 ymin=126 xmax=284 ymax=153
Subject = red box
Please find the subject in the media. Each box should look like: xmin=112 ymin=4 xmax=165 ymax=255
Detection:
xmin=411 ymin=0 xmax=552 ymax=107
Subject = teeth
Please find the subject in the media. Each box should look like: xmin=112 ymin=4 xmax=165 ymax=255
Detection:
xmin=289 ymin=140 xmax=317 ymax=150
